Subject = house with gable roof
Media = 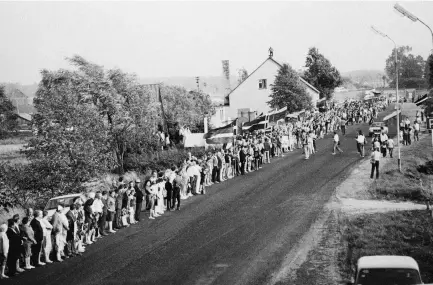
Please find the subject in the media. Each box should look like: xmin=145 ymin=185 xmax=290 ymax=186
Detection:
xmin=223 ymin=51 xmax=320 ymax=122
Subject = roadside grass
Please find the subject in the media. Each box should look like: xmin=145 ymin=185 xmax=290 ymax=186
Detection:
xmin=368 ymin=134 xmax=433 ymax=203
xmin=0 ymin=144 xmax=28 ymax=164
xmin=339 ymin=210 xmax=433 ymax=283
xmin=0 ymin=135 xmax=31 ymax=145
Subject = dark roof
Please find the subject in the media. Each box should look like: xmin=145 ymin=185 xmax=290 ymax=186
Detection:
xmin=224 ymin=57 xmax=319 ymax=104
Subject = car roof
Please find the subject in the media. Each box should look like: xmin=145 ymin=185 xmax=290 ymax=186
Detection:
xmin=358 ymin=256 xmax=419 ymax=270
xmin=48 ymin=193 xmax=83 ymax=201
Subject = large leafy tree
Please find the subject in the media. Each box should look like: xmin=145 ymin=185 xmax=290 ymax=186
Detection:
xmin=425 ymin=54 xmax=433 ymax=89
xmin=385 ymin=46 xmax=426 ymax=89
xmin=0 ymin=85 xmax=19 ymax=138
xmin=269 ymin=63 xmax=312 ymax=113
xmin=303 ymin=47 xmax=342 ymax=100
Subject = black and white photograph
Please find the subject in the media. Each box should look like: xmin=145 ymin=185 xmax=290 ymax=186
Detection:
xmin=1 ymin=1 xmax=433 ymax=284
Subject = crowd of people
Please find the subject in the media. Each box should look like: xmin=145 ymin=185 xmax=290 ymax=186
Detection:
xmin=2 ymin=96 xmax=421 ymax=279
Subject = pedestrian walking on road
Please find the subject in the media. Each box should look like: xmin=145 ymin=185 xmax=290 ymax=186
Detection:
xmin=414 ymin=121 xmax=420 ymax=142
xmin=355 ymin=130 xmax=366 ymax=157
xmin=370 ymin=148 xmax=380 ymax=179
xmin=332 ymin=131 xmax=343 ymax=155
xmin=387 ymin=138 xmax=394 ymax=158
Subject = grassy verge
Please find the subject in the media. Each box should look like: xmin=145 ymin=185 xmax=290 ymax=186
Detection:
xmin=339 ymin=210 xmax=433 ymax=283
xmin=0 ymin=144 xmax=28 ymax=164
xmin=368 ymin=134 xmax=433 ymax=203
xmin=0 ymin=134 xmax=32 ymax=145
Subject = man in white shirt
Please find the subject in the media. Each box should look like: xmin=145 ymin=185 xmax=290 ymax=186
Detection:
xmin=332 ymin=131 xmax=343 ymax=155
xmin=405 ymin=118 xmax=410 ymax=128
xmin=379 ymin=131 xmax=388 ymax=157
xmin=387 ymin=138 xmax=394 ymax=158
xmin=370 ymin=148 xmax=381 ymax=179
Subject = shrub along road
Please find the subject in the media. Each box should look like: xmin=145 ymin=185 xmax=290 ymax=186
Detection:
xmin=8 ymin=110 xmax=395 ymax=285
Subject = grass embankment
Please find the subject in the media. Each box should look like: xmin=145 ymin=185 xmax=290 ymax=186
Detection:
xmin=368 ymin=134 xmax=433 ymax=203
xmin=0 ymin=144 xmax=28 ymax=164
xmin=340 ymin=210 xmax=433 ymax=283
xmin=0 ymin=135 xmax=31 ymax=164
xmin=339 ymin=133 xmax=433 ymax=283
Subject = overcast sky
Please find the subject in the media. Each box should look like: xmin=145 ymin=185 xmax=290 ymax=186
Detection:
xmin=1 ymin=1 xmax=432 ymax=84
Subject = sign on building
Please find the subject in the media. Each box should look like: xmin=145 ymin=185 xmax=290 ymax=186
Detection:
xmin=427 ymin=117 xmax=433 ymax=130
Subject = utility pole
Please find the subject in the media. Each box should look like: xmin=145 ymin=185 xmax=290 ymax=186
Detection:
xmin=195 ymin=77 xmax=200 ymax=92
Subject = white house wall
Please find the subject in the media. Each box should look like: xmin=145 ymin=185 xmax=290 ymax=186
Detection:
xmin=227 ymin=60 xmax=278 ymax=119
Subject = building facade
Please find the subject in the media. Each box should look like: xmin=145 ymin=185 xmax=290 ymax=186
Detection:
xmin=224 ymin=56 xmax=320 ymax=121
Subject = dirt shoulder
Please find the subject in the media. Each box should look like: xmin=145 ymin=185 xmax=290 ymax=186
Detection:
xmin=291 ymin=132 xmax=433 ymax=285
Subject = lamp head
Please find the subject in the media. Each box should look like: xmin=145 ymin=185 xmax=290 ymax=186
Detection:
xmin=394 ymin=3 xmax=418 ymax=22
xmin=371 ymin=26 xmax=387 ymax=38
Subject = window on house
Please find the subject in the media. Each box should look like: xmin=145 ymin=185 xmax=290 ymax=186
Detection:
xmin=220 ymin=109 xmax=224 ymax=121
xmin=259 ymin=79 xmax=267 ymax=89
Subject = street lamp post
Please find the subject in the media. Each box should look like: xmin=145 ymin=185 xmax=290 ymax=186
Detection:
xmin=394 ymin=3 xmax=433 ymax=54
xmin=371 ymin=26 xmax=401 ymax=172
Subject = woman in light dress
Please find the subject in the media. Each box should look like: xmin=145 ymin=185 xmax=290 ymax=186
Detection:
xmin=40 ymin=211 xmax=53 ymax=263
xmin=156 ymin=178 xmax=166 ymax=215
xmin=180 ymin=164 xmax=189 ymax=200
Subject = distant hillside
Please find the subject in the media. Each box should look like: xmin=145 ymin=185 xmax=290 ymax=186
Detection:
xmin=139 ymin=76 xmax=239 ymax=97
xmin=341 ymin=70 xmax=387 ymax=89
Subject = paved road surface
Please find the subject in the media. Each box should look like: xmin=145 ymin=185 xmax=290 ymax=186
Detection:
xmin=7 ymin=111 xmax=394 ymax=285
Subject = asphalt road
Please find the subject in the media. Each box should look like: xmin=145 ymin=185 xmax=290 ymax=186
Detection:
xmin=8 ymin=110 xmax=396 ymax=285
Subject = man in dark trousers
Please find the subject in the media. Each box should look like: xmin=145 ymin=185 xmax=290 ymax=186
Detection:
xmin=239 ymin=146 xmax=247 ymax=175
xmin=172 ymin=171 xmax=182 ymax=211
xmin=99 ymin=191 xmax=108 ymax=236
xmin=6 ymin=219 xmax=23 ymax=277
xmin=134 ymin=179 xmax=144 ymax=221
xmin=65 ymin=204 xmax=78 ymax=257
xmin=114 ymin=187 xmax=124 ymax=229
xmin=30 ymin=210 xmax=45 ymax=266
xmin=165 ymin=177 xmax=173 ymax=211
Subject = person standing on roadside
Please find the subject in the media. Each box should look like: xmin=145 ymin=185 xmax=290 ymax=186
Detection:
xmin=106 ymin=191 xmax=116 ymax=233
xmin=134 ymin=179 xmax=144 ymax=221
xmin=370 ymin=147 xmax=381 ymax=179
xmin=332 ymin=131 xmax=343 ymax=155
xmin=340 ymin=117 xmax=347 ymax=136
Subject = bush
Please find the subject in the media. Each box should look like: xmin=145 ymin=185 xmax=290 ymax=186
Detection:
xmin=417 ymin=161 xmax=433 ymax=175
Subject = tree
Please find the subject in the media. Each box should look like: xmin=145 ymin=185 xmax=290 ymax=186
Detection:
xmin=425 ymin=54 xmax=433 ymax=89
xmin=237 ymin=68 xmax=249 ymax=84
xmin=269 ymin=63 xmax=312 ymax=113
xmin=385 ymin=46 xmax=426 ymax=89
xmin=303 ymin=47 xmax=342 ymax=100
xmin=0 ymin=85 xmax=19 ymax=138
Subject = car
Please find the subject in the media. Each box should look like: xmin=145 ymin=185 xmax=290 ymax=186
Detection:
xmin=44 ymin=193 xmax=86 ymax=217
xmin=368 ymin=122 xmax=385 ymax=137
xmin=345 ymin=255 xmax=424 ymax=285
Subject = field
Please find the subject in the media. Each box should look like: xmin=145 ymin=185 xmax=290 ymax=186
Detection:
xmin=340 ymin=210 xmax=433 ymax=283
xmin=369 ymin=134 xmax=433 ymax=203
